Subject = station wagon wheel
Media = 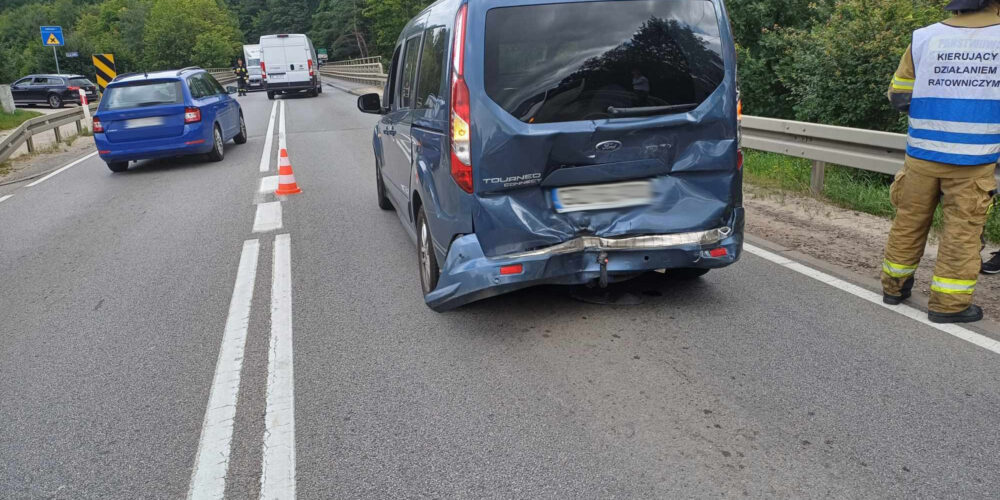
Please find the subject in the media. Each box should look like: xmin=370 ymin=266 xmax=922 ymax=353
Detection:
xmin=233 ymin=113 xmax=248 ymax=144
xmin=207 ymin=124 xmax=225 ymax=162
xmin=417 ymin=209 xmax=440 ymax=295
xmin=48 ymin=94 xmax=62 ymax=108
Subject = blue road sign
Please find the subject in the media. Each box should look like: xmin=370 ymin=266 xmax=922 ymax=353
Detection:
xmin=40 ymin=26 xmax=64 ymax=47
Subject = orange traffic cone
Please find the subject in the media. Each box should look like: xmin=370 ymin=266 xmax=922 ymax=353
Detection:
xmin=275 ymin=148 xmax=302 ymax=195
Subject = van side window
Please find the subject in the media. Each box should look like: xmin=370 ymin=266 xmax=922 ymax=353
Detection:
xmin=398 ymin=35 xmax=422 ymax=109
xmin=385 ymin=47 xmax=401 ymax=110
xmin=415 ymin=27 xmax=447 ymax=112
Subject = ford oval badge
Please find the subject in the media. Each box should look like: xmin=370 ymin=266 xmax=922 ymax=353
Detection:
xmin=595 ymin=140 xmax=622 ymax=152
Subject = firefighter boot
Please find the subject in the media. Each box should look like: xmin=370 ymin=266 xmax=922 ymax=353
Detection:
xmin=929 ymin=304 xmax=984 ymax=323
xmin=883 ymin=276 xmax=914 ymax=305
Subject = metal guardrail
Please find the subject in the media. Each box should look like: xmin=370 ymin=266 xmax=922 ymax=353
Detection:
xmin=321 ymin=57 xmax=386 ymax=88
xmin=0 ymin=103 xmax=99 ymax=164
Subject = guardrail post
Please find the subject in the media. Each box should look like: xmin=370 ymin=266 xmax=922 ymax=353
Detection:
xmin=26 ymin=134 xmax=35 ymax=153
xmin=53 ymin=125 xmax=62 ymax=144
xmin=75 ymin=120 xmax=82 ymax=134
xmin=810 ymin=160 xmax=826 ymax=195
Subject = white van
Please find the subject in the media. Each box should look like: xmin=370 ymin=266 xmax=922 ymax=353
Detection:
xmin=242 ymin=44 xmax=263 ymax=90
xmin=259 ymin=34 xmax=323 ymax=99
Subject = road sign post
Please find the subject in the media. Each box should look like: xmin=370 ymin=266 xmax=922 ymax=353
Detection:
xmin=40 ymin=26 xmax=64 ymax=74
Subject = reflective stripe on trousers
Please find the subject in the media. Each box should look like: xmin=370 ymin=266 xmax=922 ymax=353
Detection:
xmin=930 ymin=276 xmax=976 ymax=294
xmin=882 ymin=259 xmax=917 ymax=278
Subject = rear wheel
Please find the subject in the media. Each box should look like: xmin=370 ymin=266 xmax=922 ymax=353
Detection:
xmin=375 ymin=159 xmax=392 ymax=210
xmin=267 ymin=91 xmax=275 ymax=100
xmin=207 ymin=125 xmax=224 ymax=162
xmin=107 ymin=161 xmax=128 ymax=173
xmin=663 ymin=268 xmax=710 ymax=280
xmin=48 ymin=94 xmax=62 ymax=108
xmin=417 ymin=209 xmax=440 ymax=296
xmin=307 ymin=88 xmax=317 ymax=97
xmin=233 ymin=113 xmax=247 ymax=144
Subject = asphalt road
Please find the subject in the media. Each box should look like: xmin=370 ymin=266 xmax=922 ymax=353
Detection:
xmin=2 ymin=86 xmax=999 ymax=499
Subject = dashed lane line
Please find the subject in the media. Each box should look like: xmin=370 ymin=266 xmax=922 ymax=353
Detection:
xmin=744 ymin=243 xmax=1000 ymax=356
xmin=259 ymin=176 xmax=278 ymax=194
xmin=260 ymin=233 xmax=296 ymax=500
xmin=260 ymin=101 xmax=278 ymax=173
xmin=252 ymin=202 xmax=283 ymax=233
xmin=276 ymin=101 xmax=287 ymax=168
xmin=187 ymin=239 xmax=260 ymax=500
xmin=0 ymin=195 xmax=12 ymax=204
xmin=25 ymin=151 xmax=99 ymax=187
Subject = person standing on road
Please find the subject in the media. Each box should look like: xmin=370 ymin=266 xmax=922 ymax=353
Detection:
xmin=234 ymin=57 xmax=249 ymax=97
xmin=881 ymin=0 xmax=1000 ymax=323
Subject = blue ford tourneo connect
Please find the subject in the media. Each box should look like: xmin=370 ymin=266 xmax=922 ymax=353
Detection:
xmin=94 ymin=68 xmax=247 ymax=172
xmin=358 ymin=0 xmax=743 ymax=311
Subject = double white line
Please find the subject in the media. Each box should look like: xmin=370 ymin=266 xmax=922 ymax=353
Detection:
xmin=188 ymin=101 xmax=297 ymax=500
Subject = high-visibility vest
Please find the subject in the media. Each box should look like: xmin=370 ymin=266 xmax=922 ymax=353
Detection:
xmin=908 ymin=22 xmax=1000 ymax=165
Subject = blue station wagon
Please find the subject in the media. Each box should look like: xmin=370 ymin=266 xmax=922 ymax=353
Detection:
xmin=358 ymin=0 xmax=744 ymax=311
xmin=93 ymin=67 xmax=247 ymax=172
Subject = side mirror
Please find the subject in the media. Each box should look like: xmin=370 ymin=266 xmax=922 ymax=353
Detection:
xmin=226 ymin=86 xmax=237 ymax=94
xmin=357 ymin=93 xmax=383 ymax=114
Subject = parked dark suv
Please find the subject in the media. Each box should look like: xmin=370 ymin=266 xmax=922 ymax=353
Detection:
xmin=10 ymin=74 xmax=99 ymax=108
xmin=358 ymin=0 xmax=743 ymax=311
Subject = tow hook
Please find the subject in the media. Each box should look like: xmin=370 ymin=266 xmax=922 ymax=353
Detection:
xmin=598 ymin=251 xmax=609 ymax=288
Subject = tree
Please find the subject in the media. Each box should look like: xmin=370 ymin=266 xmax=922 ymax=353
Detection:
xmin=142 ymin=0 xmax=242 ymax=70
xmin=362 ymin=0 xmax=430 ymax=59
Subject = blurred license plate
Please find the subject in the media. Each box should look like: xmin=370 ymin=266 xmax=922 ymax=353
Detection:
xmin=124 ymin=117 xmax=164 ymax=129
xmin=552 ymin=180 xmax=653 ymax=213
xmin=269 ymin=73 xmax=285 ymax=81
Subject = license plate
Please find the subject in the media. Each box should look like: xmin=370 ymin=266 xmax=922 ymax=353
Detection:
xmin=552 ymin=180 xmax=653 ymax=213
xmin=269 ymin=73 xmax=285 ymax=81
xmin=124 ymin=117 xmax=164 ymax=129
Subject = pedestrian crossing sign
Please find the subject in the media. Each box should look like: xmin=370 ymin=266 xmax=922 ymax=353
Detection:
xmin=40 ymin=26 xmax=64 ymax=47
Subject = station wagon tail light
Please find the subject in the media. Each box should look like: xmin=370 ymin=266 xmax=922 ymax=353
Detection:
xmin=67 ymin=86 xmax=80 ymax=91
xmin=92 ymin=117 xmax=103 ymax=133
xmin=450 ymin=3 xmax=473 ymax=193
xmin=184 ymin=107 xmax=201 ymax=124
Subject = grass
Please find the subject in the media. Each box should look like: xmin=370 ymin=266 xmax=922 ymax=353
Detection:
xmin=0 ymin=109 xmax=43 ymax=131
xmin=743 ymin=149 xmax=1000 ymax=244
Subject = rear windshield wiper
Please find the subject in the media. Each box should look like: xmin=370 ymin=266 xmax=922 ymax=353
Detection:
xmin=606 ymin=103 xmax=699 ymax=117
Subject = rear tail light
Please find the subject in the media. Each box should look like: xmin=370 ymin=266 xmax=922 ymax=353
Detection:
xmin=737 ymin=149 xmax=743 ymax=170
xmin=184 ymin=107 xmax=201 ymax=124
xmin=308 ymin=59 xmax=314 ymax=77
xmin=92 ymin=117 xmax=103 ymax=133
xmin=449 ymin=4 xmax=473 ymax=193
xmin=67 ymin=86 xmax=80 ymax=91
xmin=261 ymin=62 xmax=267 ymax=79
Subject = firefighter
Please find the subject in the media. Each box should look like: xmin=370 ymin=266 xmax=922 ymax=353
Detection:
xmin=882 ymin=0 xmax=1000 ymax=323
xmin=234 ymin=57 xmax=249 ymax=97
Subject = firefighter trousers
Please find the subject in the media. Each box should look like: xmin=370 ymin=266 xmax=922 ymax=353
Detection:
xmin=882 ymin=166 xmax=996 ymax=313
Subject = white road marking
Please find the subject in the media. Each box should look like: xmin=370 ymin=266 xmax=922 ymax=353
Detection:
xmin=259 ymin=176 xmax=279 ymax=194
xmin=276 ymin=101 xmax=287 ymax=169
xmin=252 ymin=202 xmax=283 ymax=233
xmin=0 ymin=195 xmax=12 ymax=204
xmin=260 ymin=101 xmax=278 ymax=173
xmin=745 ymin=243 xmax=1000 ymax=355
xmin=261 ymin=233 xmax=296 ymax=500
xmin=187 ymin=239 xmax=260 ymax=500
xmin=26 ymin=151 xmax=99 ymax=187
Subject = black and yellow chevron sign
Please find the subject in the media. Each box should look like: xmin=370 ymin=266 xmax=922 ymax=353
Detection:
xmin=92 ymin=53 xmax=116 ymax=90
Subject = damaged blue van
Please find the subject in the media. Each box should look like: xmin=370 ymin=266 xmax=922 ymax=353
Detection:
xmin=358 ymin=0 xmax=743 ymax=311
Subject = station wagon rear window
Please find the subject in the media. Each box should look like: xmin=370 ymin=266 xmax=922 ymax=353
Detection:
xmin=102 ymin=81 xmax=184 ymax=110
xmin=484 ymin=0 xmax=725 ymax=123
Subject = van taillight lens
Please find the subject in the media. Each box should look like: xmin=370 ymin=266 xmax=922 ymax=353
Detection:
xmin=184 ymin=107 xmax=201 ymax=124
xmin=308 ymin=59 xmax=314 ymax=77
xmin=449 ymin=3 xmax=473 ymax=193
xmin=92 ymin=117 xmax=103 ymax=133
xmin=261 ymin=62 xmax=267 ymax=79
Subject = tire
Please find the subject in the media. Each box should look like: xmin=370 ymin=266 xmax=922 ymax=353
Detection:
xmin=207 ymin=125 xmax=225 ymax=162
xmin=233 ymin=113 xmax=248 ymax=144
xmin=48 ymin=94 xmax=62 ymax=109
xmin=663 ymin=268 xmax=710 ymax=280
xmin=107 ymin=161 xmax=128 ymax=173
xmin=307 ymin=88 xmax=317 ymax=97
xmin=317 ymin=84 xmax=323 ymax=94
xmin=417 ymin=208 xmax=440 ymax=296
xmin=267 ymin=91 xmax=275 ymax=100
xmin=375 ymin=158 xmax=392 ymax=210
